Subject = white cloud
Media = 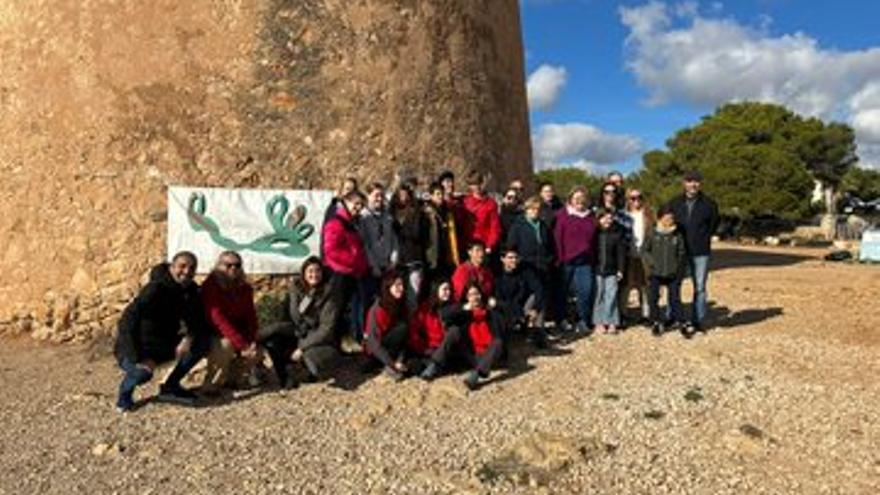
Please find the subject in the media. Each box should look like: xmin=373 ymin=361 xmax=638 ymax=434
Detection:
xmin=527 ymin=64 xmax=568 ymax=111
xmin=532 ymin=123 xmax=643 ymax=170
xmin=619 ymin=1 xmax=880 ymax=168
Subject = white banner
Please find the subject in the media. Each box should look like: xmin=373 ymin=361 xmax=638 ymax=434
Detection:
xmin=167 ymin=186 xmax=334 ymax=274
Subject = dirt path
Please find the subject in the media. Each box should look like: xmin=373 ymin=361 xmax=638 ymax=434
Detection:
xmin=1 ymin=244 xmax=878 ymax=494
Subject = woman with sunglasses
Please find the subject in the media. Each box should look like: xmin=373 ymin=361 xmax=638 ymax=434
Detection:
xmin=623 ymin=189 xmax=654 ymax=325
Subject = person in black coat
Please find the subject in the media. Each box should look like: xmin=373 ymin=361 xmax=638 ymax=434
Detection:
xmin=113 ymin=251 xmax=209 ymax=412
xmin=495 ymin=246 xmax=547 ymax=347
xmin=592 ymin=210 xmax=626 ymax=334
xmin=506 ymin=196 xmax=556 ymax=331
xmin=258 ymin=257 xmax=341 ymax=388
xmin=665 ymin=171 xmax=720 ymax=334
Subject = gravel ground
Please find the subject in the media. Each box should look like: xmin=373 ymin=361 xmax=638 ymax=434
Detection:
xmin=1 ymin=244 xmax=878 ymax=494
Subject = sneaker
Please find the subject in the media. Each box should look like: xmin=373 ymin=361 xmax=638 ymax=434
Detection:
xmin=463 ymin=370 xmax=480 ymax=391
xmin=681 ymin=323 xmax=696 ymax=340
xmin=157 ymin=384 xmax=198 ymax=406
xmin=560 ymin=320 xmax=574 ymax=333
xmin=651 ymin=321 xmax=665 ymax=337
xmin=116 ymin=393 xmax=134 ymax=413
xmin=384 ymin=366 xmax=404 ymax=382
xmin=420 ymin=362 xmax=440 ymax=381
xmin=340 ymin=335 xmax=363 ymax=355
xmin=281 ymin=375 xmax=299 ymax=390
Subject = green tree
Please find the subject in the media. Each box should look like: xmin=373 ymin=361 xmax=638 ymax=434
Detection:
xmin=631 ymin=102 xmax=851 ymax=219
xmin=841 ymin=167 xmax=880 ymax=200
xmin=534 ymin=168 xmax=605 ymax=201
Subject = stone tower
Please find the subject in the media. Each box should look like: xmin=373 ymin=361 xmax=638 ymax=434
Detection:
xmin=0 ymin=0 xmax=532 ymax=341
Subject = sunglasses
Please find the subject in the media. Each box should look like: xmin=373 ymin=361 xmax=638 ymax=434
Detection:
xmin=628 ymin=195 xmax=642 ymax=201
xmin=602 ymin=189 xmax=616 ymax=195
xmin=223 ymin=262 xmax=242 ymax=269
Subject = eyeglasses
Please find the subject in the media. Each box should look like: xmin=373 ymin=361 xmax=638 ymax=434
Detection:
xmin=628 ymin=195 xmax=642 ymax=201
xmin=223 ymin=262 xmax=242 ymax=269
xmin=603 ymin=189 xmax=616 ymax=195
xmin=505 ymin=195 xmax=516 ymax=201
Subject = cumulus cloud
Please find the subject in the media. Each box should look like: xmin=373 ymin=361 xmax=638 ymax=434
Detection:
xmin=619 ymin=1 xmax=880 ymax=168
xmin=532 ymin=123 xmax=643 ymax=171
xmin=527 ymin=65 xmax=568 ymax=111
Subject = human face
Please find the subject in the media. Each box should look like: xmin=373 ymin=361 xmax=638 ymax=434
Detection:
xmin=502 ymin=251 xmax=519 ymax=272
xmin=341 ymin=179 xmax=356 ymax=196
xmin=468 ymin=181 xmax=484 ymax=196
xmin=430 ymin=189 xmax=444 ymax=206
xmin=525 ymin=205 xmax=540 ymax=221
xmin=367 ymin=189 xmax=385 ymax=210
xmin=599 ymin=214 xmax=614 ymax=229
xmin=468 ymin=245 xmax=485 ymax=266
xmin=303 ymin=263 xmax=322 ymax=287
xmin=602 ymin=186 xmax=617 ymax=207
xmin=684 ymin=179 xmax=701 ymax=198
xmin=502 ymin=190 xmax=517 ymax=205
xmin=169 ymin=256 xmax=196 ymax=286
xmin=437 ymin=282 xmax=452 ymax=303
xmin=510 ymin=180 xmax=524 ymax=195
xmin=441 ymin=177 xmax=455 ymax=195
xmin=608 ymin=173 xmax=624 ymax=188
xmin=346 ymin=197 xmax=365 ymax=216
xmin=466 ymin=287 xmax=483 ymax=308
xmin=540 ymin=185 xmax=554 ymax=202
xmin=389 ymin=278 xmax=405 ymax=300
xmin=571 ymin=191 xmax=587 ymax=211
xmin=218 ymin=255 xmax=243 ymax=281
xmin=659 ymin=213 xmax=675 ymax=228
xmin=627 ymin=190 xmax=643 ymax=210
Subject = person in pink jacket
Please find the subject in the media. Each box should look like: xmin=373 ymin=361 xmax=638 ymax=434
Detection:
xmin=321 ymin=190 xmax=370 ymax=350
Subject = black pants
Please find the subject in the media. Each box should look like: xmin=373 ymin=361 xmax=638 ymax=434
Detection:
xmin=648 ymin=275 xmax=683 ymax=323
xmin=259 ymin=322 xmax=339 ymax=384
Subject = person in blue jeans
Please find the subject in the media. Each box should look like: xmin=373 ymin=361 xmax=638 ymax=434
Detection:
xmin=592 ymin=209 xmax=626 ymax=334
xmin=666 ymin=171 xmax=720 ymax=336
xmin=113 ymin=251 xmax=209 ymax=412
xmin=553 ymin=187 xmax=599 ymax=333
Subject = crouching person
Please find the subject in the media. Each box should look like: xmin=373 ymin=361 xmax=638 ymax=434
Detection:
xmin=447 ymin=282 xmax=504 ymax=391
xmin=113 ymin=251 xmax=209 ymax=412
xmin=201 ymin=251 xmax=263 ymax=391
xmin=364 ymin=272 xmax=410 ymax=381
xmin=259 ymin=257 xmax=340 ymax=388
xmin=409 ymin=279 xmax=466 ymax=380
xmin=495 ymin=247 xmax=547 ymax=348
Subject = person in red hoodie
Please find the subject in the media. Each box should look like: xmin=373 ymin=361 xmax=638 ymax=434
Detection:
xmin=201 ymin=250 xmax=262 ymax=392
xmin=408 ymin=279 xmax=467 ymax=380
xmin=461 ymin=170 xmax=502 ymax=255
xmin=321 ymin=190 xmax=370 ymax=350
xmin=451 ymin=241 xmax=494 ymax=301
xmin=444 ymin=282 xmax=504 ymax=390
xmin=364 ymin=271 xmax=410 ymax=381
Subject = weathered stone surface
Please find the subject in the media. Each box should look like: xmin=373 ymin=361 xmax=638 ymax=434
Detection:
xmin=0 ymin=0 xmax=532 ymax=341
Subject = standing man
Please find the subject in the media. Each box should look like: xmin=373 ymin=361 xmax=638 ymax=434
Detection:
xmin=461 ymin=170 xmax=502 ymax=256
xmin=666 ymin=171 xmax=720 ymax=336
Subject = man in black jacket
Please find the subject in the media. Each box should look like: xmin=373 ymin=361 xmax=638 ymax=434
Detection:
xmin=113 ymin=251 xmax=209 ymax=412
xmin=495 ymin=247 xmax=547 ymax=347
xmin=666 ymin=171 xmax=720 ymax=335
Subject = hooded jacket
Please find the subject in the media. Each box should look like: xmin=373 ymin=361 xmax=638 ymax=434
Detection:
xmin=114 ymin=263 xmax=206 ymax=364
xmin=461 ymin=194 xmax=502 ymax=251
xmin=322 ymin=205 xmax=369 ymax=277
xmin=641 ymin=225 xmax=686 ymax=279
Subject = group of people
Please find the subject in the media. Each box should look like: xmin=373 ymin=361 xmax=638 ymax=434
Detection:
xmin=113 ymin=168 xmax=719 ymax=412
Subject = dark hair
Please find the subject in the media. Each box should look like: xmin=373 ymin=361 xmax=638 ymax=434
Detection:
xmin=428 ymin=181 xmax=444 ymax=195
xmin=378 ymin=270 xmax=407 ymax=320
xmin=427 ymin=279 xmax=451 ymax=310
xmin=343 ymin=176 xmax=359 ymax=187
xmin=343 ymin=190 xmax=366 ymax=203
xmin=468 ymin=240 xmax=487 ymax=252
xmin=596 ymin=207 xmax=614 ymax=219
xmin=465 ymin=169 xmax=484 ymax=186
xmin=538 ymin=181 xmax=553 ymax=190
xmin=462 ymin=281 xmax=485 ymax=307
xmin=501 ymin=244 xmax=519 ymax=256
xmin=171 ymin=251 xmax=197 ymax=266
xmin=438 ymin=170 xmax=455 ymax=182
xmin=298 ymin=256 xmax=324 ymax=288
xmin=657 ymin=204 xmax=674 ymax=217
xmin=366 ymin=182 xmax=385 ymax=194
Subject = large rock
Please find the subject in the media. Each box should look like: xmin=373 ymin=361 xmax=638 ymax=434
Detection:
xmin=0 ymin=0 xmax=532 ymax=341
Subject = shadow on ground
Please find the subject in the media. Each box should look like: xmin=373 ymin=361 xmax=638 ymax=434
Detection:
xmin=711 ymin=248 xmax=814 ymax=271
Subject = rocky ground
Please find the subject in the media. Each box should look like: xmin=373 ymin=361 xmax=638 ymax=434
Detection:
xmin=1 ymin=243 xmax=878 ymax=494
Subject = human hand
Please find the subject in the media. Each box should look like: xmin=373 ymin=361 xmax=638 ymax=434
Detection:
xmin=616 ymin=271 xmax=624 ymax=281
xmin=393 ymin=360 xmax=407 ymax=373
xmin=488 ymin=297 xmax=497 ymax=309
xmin=175 ymin=337 xmax=192 ymax=359
xmin=291 ymin=348 xmax=304 ymax=362
xmin=240 ymin=343 xmax=258 ymax=359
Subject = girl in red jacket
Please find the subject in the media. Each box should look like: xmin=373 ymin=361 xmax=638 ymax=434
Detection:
xmin=409 ymin=280 xmax=466 ymax=380
xmin=364 ymin=271 xmax=409 ymax=381
xmin=445 ymin=282 xmax=504 ymax=390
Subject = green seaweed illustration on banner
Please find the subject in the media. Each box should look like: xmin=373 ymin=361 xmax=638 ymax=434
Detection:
xmin=187 ymin=192 xmax=315 ymax=258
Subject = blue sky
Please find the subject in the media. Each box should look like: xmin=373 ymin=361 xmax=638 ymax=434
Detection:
xmin=520 ymin=0 xmax=880 ymax=173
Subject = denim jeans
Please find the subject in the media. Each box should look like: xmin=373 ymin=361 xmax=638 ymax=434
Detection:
xmin=563 ymin=263 xmax=594 ymax=325
xmin=116 ymin=334 xmax=207 ymax=404
xmin=593 ymin=275 xmax=620 ymax=326
xmin=688 ymin=255 xmax=710 ymax=325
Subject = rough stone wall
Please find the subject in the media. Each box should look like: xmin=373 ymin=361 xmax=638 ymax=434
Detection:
xmin=0 ymin=0 xmax=532 ymax=342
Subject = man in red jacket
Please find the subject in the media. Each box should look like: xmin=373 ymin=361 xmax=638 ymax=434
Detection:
xmin=461 ymin=170 xmax=502 ymax=255
xmin=201 ymin=250 xmax=263 ymax=391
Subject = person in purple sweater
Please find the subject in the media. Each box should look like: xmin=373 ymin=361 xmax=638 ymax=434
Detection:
xmin=554 ymin=186 xmax=599 ymax=333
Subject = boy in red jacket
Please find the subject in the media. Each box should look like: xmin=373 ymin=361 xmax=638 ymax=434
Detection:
xmin=452 ymin=241 xmax=494 ymax=301
xmin=460 ymin=170 xmax=502 ymax=255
